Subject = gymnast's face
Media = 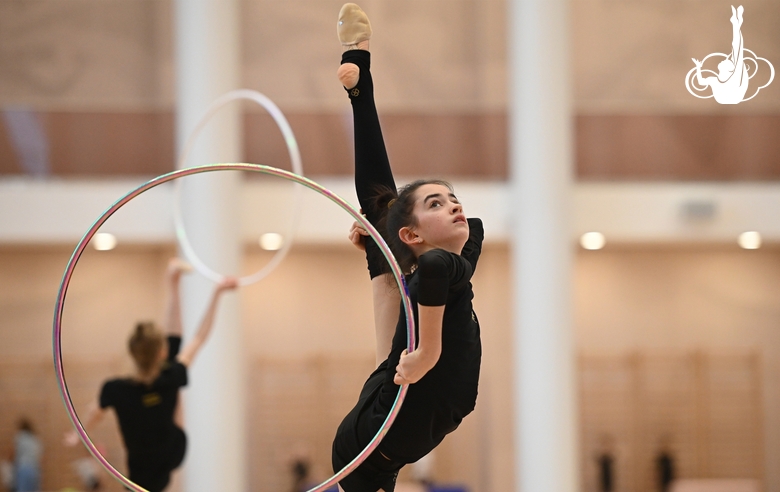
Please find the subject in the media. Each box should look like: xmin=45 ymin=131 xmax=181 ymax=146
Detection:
xmin=405 ymin=183 xmax=469 ymax=254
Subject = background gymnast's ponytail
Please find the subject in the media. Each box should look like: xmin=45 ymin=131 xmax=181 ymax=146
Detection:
xmin=128 ymin=321 xmax=165 ymax=374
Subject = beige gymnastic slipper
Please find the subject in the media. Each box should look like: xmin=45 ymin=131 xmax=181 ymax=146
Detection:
xmin=338 ymin=3 xmax=372 ymax=47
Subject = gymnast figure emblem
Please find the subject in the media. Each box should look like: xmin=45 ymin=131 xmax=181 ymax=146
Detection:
xmin=685 ymin=5 xmax=774 ymax=104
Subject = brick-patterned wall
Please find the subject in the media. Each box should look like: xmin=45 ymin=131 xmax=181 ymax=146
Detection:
xmin=580 ymin=352 xmax=763 ymax=492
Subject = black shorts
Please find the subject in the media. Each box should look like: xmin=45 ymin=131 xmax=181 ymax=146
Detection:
xmin=332 ymin=362 xmax=404 ymax=492
xmin=128 ymin=426 xmax=186 ymax=492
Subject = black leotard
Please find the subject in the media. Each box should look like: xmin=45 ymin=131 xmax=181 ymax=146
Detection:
xmin=100 ymin=336 xmax=187 ymax=492
xmin=377 ymin=219 xmax=483 ymax=463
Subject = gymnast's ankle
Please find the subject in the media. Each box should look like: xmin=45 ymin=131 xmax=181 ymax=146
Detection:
xmin=343 ymin=40 xmax=370 ymax=52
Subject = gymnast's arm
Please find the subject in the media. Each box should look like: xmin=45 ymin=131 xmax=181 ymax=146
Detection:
xmin=164 ymin=258 xmax=188 ymax=338
xmin=63 ymin=401 xmax=106 ymax=447
xmin=692 ymin=59 xmax=711 ymax=87
xmin=393 ymin=252 xmax=452 ymax=385
xmin=393 ymin=304 xmax=444 ymax=385
xmin=349 ymin=220 xmax=401 ymax=365
xmin=177 ymin=277 xmax=238 ymax=367
xmin=371 ymin=276 xmax=402 ymax=365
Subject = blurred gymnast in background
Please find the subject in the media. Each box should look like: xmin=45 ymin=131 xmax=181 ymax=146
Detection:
xmin=66 ymin=259 xmax=237 ymax=492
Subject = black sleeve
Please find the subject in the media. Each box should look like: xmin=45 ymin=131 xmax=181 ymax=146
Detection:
xmin=99 ymin=381 xmax=114 ymax=409
xmin=417 ymin=249 xmax=473 ymax=306
xmin=167 ymin=335 xmax=182 ymax=361
xmin=461 ymin=218 xmax=484 ymax=273
xmin=159 ymin=361 xmax=188 ymax=388
xmin=344 ymin=49 xmax=396 ymax=227
xmin=343 ymin=50 xmax=397 ymax=280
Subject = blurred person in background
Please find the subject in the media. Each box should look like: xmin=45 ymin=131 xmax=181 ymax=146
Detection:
xmin=596 ymin=434 xmax=615 ymax=492
xmin=12 ymin=418 xmax=42 ymax=492
xmin=290 ymin=457 xmax=316 ymax=492
xmin=656 ymin=438 xmax=675 ymax=492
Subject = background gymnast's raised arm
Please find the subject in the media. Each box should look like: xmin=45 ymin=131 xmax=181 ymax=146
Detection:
xmin=64 ymin=261 xmax=237 ymax=446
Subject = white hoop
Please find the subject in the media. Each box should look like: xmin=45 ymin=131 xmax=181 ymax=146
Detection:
xmin=173 ymin=89 xmax=303 ymax=286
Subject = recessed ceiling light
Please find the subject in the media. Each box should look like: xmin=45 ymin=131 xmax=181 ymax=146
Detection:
xmin=259 ymin=233 xmax=284 ymax=251
xmin=580 ymin=232 xmax=605 ymax=250
xmin=92 ymin=232 xmax=117 ymax=251
xmin=738 ymin=231 xmax=761 ymax=250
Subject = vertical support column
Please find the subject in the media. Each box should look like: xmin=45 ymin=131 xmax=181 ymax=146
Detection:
xmin=508 ymin=0 xmax=577 ymax=491
xmin=174 ymin=1 xmax=245 ymax=491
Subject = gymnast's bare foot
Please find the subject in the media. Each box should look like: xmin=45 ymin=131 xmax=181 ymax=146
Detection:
xmin=337 ymin=3 xmax=371 ymax=89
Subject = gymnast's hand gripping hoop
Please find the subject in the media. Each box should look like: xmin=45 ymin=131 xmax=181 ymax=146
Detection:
xmin=53 ymin=164 xmax=416 ymax=492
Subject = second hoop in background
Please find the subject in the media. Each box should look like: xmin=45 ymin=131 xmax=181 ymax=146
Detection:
xmin=174 ymin=90 xmax=304 ymax=286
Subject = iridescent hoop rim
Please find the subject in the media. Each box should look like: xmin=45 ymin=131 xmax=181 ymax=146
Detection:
xmin=52 ymin=163 xmax=415 ymax=492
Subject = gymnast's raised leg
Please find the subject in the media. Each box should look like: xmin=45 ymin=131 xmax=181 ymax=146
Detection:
xmin=338 ymin=3 xmax=400 ymax=367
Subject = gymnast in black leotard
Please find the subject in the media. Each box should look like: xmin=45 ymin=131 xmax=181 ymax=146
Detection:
xmin=65 ymin=259 xmax=237 ymax=492
xmin=332 ymin=5 xmax=484 ymax=492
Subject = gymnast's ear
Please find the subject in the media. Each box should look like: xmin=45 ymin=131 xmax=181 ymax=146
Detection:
xmin=398 ymin=226 xmax=420 ymax=247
